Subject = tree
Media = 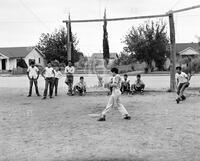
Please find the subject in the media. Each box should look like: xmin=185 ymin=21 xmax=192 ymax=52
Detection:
xmin=37 ymin=27 xmax=83 ymax=64
xmin=123 ymin=20 xmax=170 ymax=72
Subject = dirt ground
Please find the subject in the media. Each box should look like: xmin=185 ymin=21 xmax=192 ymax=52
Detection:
xmin=1 ymin=85 xmax=200 ymax=161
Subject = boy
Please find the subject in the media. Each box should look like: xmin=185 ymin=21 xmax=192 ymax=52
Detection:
xmin=121 ymin=74 xmax=130 ymax=94
xmin=175 ymin=66 xmax=189 ymax=104
xmin=131 ymin=74 xmax=145 ymax=94
xmin=73 ymin=76 xmax=86 ymax=96
xmin=27 ymin=61 xmax=40 ymax=97
xmin=65 ymin=61 xmax=75 ymax=95
xmin=98 ymin=67 xmax=131 ymax=121
xmin=53 ymin=67 xmax=63 ymax=96
xmin=41 ymin=62 xmax=55 ymax=99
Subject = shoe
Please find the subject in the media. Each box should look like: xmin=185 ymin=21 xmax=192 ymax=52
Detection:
xmin=37 ymin=94 xmax=41 ymax=97
xmin=50 ymin=96 xmax=53 ymax=99
xmin=124 ymin=114 xmax=131 ymax=120
xmin=181 ymin=95 xmax=186 ymax=101
xmin=27 ymin=95 xmax=31 ymax=97
xmin=42 ymin=97 xmax=46 ymax=100
xmin=176 ymin=98 xmax=180 ymax=104
xmin=97 ymin=115 xmax=106 ymax=121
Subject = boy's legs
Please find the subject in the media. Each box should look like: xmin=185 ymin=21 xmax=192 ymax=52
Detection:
xmin=28 ymin=79 xmax=34 ymax=96
xmin=43 ymin=78 xmax=49 ymax=98
xmin=33 ymin=79 xmax=40 ymax=96
xmin=116 ymin=96 xmax=129 ymax=117
xmin=54 ymin=78 xmax=59 ymax=96
xmin=49 ymin=78 xmax=54 ymax=98
xmin=101 ymin=95 xmax=115 ymax=116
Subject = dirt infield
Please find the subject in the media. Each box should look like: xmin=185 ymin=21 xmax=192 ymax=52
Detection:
xmin=1 ymin=86 xmax=200 ymax=161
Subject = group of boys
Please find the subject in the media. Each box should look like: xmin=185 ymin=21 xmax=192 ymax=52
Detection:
xmin=27 ymin=61 xmax=87 ymax=99
xmin=108 ymin=74 xmax=145 ymax=95
xmin=27 ymin=61 xmax=62 ymax=99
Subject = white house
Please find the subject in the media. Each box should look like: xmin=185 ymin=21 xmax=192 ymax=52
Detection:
xmin=0 ymin=46 xmax=45 ymax=71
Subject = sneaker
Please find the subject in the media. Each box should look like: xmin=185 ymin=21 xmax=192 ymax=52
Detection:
xmin=181 ymin=95 xmax=186 ymax=101
xmin=124 ymin=114 xmax=131 ymax=120
xmin=37 ymin=94 xmax=41 ymax=97
xmin=27 ymin=95 xmax=31 ymax=97
xmin=97 ymin=116 xmax=106 ymax=121
xmin=176 ymin=98 xmax=180 ymax=104
xmin=50 ymin=96 xmax=53 ymax=99
xmin=42 ymin=97 xmax=46 ymax=100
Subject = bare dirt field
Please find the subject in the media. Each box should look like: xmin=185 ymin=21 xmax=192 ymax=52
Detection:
xmin=1 ymin=76 xmax=200 ymax=161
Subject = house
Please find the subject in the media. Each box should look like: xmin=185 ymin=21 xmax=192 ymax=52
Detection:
xmin=0 ymin=46 xmax=45 ymax=71
xmin=165 ymin=43 xmax=200 ymax=69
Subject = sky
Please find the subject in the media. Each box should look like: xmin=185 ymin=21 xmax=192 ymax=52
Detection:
xmin=0 ymin=0 xmax=200 ymax=56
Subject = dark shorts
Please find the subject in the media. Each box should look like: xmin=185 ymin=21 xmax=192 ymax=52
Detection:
xmin=65 ymin=74 xmax=74 ymax=84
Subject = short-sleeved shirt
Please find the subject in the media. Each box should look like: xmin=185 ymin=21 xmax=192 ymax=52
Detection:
xmin=175 ymin=72 xmax=188 ymax=85
xmin=65 ymin=66 xmax=75 ymax=75
xmin=76 ymin=81 xmax=86 ymax=89
xmin=45 ymin=67 xmax=54 ymax=78
xmin=134 ymin=80 xmax=144 ymax=87
xmin=54 ymin=71 xmax=63 ymax=79
xmin=112 ymin=74 xmax=122 ymax=90
xmin=27 ymin=66 xmax=39 ymax=79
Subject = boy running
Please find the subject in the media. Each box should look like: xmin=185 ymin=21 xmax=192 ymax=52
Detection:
xmin=27 ymin=61 xmax=40 ymax=97
xmin=175 ymin=66 xmax=190 ymax=104
xmin=41 ymin=62 xmax=55 ymax=99
xmin=98 ymin=68 xmax=131 ymax=121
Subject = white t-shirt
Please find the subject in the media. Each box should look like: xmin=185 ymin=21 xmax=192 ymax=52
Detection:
xmin=27 ymin=66 xmax=39 ymax=79
xmin=65 ymin=66 xmax=75 ymax=74
xmin=45 ymin=67 xmax=54 ymax=78
xmin=175 ymin=72 xmax=188 ymax=85
xmin=54 ymin=71 xmax=63 ymax=79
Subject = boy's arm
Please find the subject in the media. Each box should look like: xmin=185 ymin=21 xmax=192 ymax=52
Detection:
xmin=36 ymin=68 xmax=40 ymax=79
xmin=27 ymin=68 xmax=31 ymax=79
xmin=41 ymin=68 xmax=46 ymax=79
xmin=52 ymin=70 xmax=55 ymax=78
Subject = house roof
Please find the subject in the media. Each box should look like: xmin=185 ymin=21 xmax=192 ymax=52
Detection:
xmin=91 ymin=53 xmax=118 ymax=59
xmin=176 ymin=43 xmax=199 ymax=53
xmin=0 ymin=46 xmax=44 ymax=58
xmin=179 ymin=47 xmax=199 ymax=56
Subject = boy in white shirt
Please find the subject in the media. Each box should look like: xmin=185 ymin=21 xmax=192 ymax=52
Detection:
xmin=53 ymin=67 xmax=63 ymax=96
xmin=175 ymin=66 xmax=190 ymax=104
xmin=41 ymin=62 xmax=55 ymax=99
xmin=27 ymin=61 xmax=40 ymax=97
xmin=73 ymin=76 xmax=86 ymax=96
xmin=65 ymin=61 xmax=75 ymax=95
xmin=98 ymin=68 xmax=131 ymax=121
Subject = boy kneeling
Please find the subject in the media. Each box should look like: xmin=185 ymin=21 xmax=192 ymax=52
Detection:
xmin=73 ymin=76 xmax=86 ymax=96
xmin=131 ymin=74 xmax=145 ymax=94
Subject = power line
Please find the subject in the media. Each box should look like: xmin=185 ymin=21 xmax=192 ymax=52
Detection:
xmin=18 ymin=0 xmax=50 ymax=30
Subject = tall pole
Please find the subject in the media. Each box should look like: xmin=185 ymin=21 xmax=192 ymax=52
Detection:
xmin=169 ymin=13 xmax=176 ymax=91
xmin=67 ymin=14 xmax=72 ymax=62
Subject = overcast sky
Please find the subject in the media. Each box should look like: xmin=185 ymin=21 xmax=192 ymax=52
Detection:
xmin=0 ymin=0 xmax=200 ymax=56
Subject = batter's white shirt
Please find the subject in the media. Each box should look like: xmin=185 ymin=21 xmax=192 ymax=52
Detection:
xmin=45 ymin=67 xmax=54 ymax=78
xmin=27 ymin=66 xmax=39 ymax=79
xmin=65 ymin=66 xmax=75 ymax=74
xmin=175 ymin=72 xmax=188 ymax=85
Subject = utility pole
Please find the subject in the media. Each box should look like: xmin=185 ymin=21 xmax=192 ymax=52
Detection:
xmin=169 ymin=13 xmax=176 ymax=91
xmin=66 ymin=14 xmax=72 ymax=62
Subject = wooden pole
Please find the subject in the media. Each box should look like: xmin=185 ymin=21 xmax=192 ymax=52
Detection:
xmin=66 ymin=16 xmax=72 ymax=62
xmin=169 ymin=13 xmax=176 ymax=91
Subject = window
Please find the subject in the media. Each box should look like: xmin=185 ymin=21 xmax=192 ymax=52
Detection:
xmin=38 ymin=58 xmax=41 ymax=64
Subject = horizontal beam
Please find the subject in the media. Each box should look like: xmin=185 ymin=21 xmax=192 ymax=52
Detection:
xmin=63 ymin=14 xmax=168 ymax=23
xmin=170 ymin=4 xmax=200 ymax=14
